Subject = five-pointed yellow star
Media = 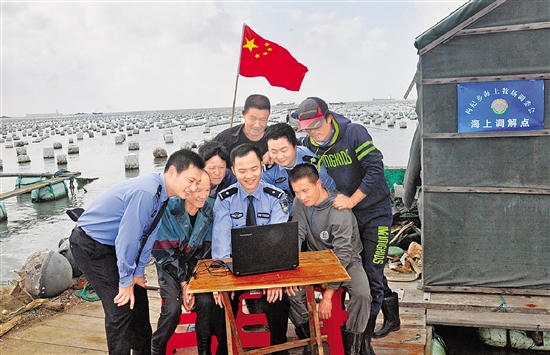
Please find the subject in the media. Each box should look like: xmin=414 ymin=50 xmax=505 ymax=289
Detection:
xmin=243 ymin=38 xmax=259 ymax=52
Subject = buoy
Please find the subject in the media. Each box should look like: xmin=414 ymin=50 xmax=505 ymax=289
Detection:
xmin=153 ymin=147 xmax=167 ymax=158
xmin=31 ymin=181 xmax=68 ymax=202
xmin=181 ymin=142 xmax=193 ymax=150
xmin=15 ymin=147 xmax=27 ymax=156
xmin=15 ymin=176 xmax=46 ymax=189
xmin=124 ymin=153 xmax=139 ymax=169
xmin=67 ymin=144 xmax=79 ymax=154
xmin=164 ymin=134 xmax=174 ymax=143
xmin=128 ymin=141 xmax=140 ymax=150
xmin=17 ymin=154 xmax=31 ymax=163
xmin=0 ymin=202 xmax=7 ymax=221
xmin=57 ymin=154 xmax=68 ymax=165
xmin=15 ymin=250 xmax=73 ymax=298
xmin=43 ymin=147 xmax=55 ymax=159
xmin=115 ymin=134 xmax=125 ymax=144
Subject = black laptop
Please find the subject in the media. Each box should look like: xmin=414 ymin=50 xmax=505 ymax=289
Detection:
xmin=226 ymin=221 xmax=299 ymax=276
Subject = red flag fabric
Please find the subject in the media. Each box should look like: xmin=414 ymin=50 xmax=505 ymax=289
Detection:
xmin=239 ymin=24 xmax=308 ymax=91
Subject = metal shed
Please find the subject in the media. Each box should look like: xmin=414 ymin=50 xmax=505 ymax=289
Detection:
xmin=405 ymin=0 xmax=550 ymax=292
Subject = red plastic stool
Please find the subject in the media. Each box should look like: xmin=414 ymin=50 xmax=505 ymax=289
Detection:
xmin=164 ymin=308 xmax=218 ymax=354
xmin=235 ymin=290 xmax=271 ymax=348
xmin=316 ymin=287 xmax=348 ymax=355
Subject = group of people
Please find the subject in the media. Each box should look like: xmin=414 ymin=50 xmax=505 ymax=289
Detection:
xmin=69 ymin=94 xmax=401 ymax=355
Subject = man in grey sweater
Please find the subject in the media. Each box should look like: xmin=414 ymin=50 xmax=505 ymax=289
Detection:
xmin=286 ymin=163 xmax=375 ymax=355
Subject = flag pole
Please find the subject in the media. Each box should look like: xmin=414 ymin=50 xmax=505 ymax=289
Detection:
xmin=230 ymin=23 xmax=246 ymax=127
xmin=229 ymin=74 xmax=240 ymax=128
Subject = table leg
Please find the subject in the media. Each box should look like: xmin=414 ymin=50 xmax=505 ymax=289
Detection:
xmin=222 ymin=291 xmax=244 ymax=355
xmin=305 ymin=285 xmax=324 ymax=355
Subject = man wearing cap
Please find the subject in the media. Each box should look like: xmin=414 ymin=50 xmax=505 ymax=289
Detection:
xmin=296 ymin=97 xmax=401 ymax=346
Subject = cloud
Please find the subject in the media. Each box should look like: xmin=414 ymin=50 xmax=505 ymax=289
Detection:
xmin=1 ymin=1 xmax=469 ymax=117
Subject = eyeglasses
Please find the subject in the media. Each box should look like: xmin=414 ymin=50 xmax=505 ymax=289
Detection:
xmin=193 ymin=260 xmax=229 ymax=278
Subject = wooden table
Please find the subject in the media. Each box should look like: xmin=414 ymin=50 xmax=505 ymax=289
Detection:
xmin=186 ymin=250 xmax=351 ymax=355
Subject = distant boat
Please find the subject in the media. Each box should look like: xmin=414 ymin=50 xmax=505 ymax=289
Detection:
xmin=276 ymin=101 xmax=295 ymax=106
xmin=372 ymin=96 xmax=395 ymax=101
xmin=92 ymin=112 xmax=103 ymax=115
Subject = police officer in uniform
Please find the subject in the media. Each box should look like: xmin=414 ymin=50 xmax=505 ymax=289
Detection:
xmin=210 ymin=143 xmax=291 ymax=355
xmin=262 ymin=122 xmax=335 ymax=215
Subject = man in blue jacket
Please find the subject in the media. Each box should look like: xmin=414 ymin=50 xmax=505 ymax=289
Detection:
xmin=70 ymin=149 xmax=204 ymax=355
xmin=262 ymin=122 xmax=335 ymax=215
xmin=151 ymin=171 xmax=215 ymax=355
xmin=297 ymin=97 xmax=400 ymax=344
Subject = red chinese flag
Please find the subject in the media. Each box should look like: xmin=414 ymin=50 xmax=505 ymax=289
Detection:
xmin=239 ymin=25 xmax=308 ymax=91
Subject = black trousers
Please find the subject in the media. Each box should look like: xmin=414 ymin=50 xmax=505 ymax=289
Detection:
xmin=70 ymin=227 xmax=152 ymax=355
xmin=151 ymin=285 xmax=182 ymax=355
xmin=194 ymin=291 xmax=290 ymax=355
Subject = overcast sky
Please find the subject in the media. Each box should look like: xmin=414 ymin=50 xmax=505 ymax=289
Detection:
xmin=1 ymin=0 xmax=468 ymax=117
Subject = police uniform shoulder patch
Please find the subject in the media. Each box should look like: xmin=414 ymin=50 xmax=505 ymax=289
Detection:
xmin=302 ymin=155 xmax=318 ymax=164
xmin=275 ymin=176 xmax=286 ymax=183
xmin=263 ymin=186 xmax=284 ymax=199
xmin=218 ymin=187 xmax=238 ymax=200
xmin=263 ymin=164 xmax=275 ymax=171
xmin=279 ymin=198 xmax=289 ymax=214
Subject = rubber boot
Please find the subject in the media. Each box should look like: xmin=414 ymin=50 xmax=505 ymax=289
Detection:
xmin=361 ymin=317 xmax=377 ymax=355
xmin=197 ymin=335 xmax=212 ymax=355
xmin=341 ymin=325 xmax=363 ymax=355
xmin=372 ymin=292 xmax=401 ymax=338
xmin=294 ymin=322 xmax=312 ymax=355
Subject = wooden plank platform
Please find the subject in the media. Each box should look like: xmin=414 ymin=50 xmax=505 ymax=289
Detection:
xmin=0 ymin=176 xmax=76 ymax=201
xmin=427 ymin=309 xmax=550 ymax=332
xmin=0 ymin=172 xmax=81 ymax=178
xmin=1 ymin=269 xmax=548 ymax=355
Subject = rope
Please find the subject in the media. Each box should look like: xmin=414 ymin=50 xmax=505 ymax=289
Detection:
xmin=492 ymin=294 xmax=507 ymax=312
xmin=75 ymin=282 xmax=100 ymax=302
xmin=54 ymin=169 xmax=87 ymax=193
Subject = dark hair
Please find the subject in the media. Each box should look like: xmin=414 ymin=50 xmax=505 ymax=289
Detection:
xmin=244 ymin=94 xmax=270 ymax=113
xmin=198 ymin=140 xmax=230 ymax=166
xmin=264 ymin=123 xmax=298 ymax=147
xmin=230 ymin=143 xmax=262 ymax=166
xmin=288 ymin=163 xmax=319 ymax=185
xmin=164 ymin=149 xmax=205 ymax=173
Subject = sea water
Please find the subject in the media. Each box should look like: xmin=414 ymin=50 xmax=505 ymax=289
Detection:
xmin=0 ymin=103 xmax=542 ymax=355
xmin=0 ymin=101 xmax=418 ymax=283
